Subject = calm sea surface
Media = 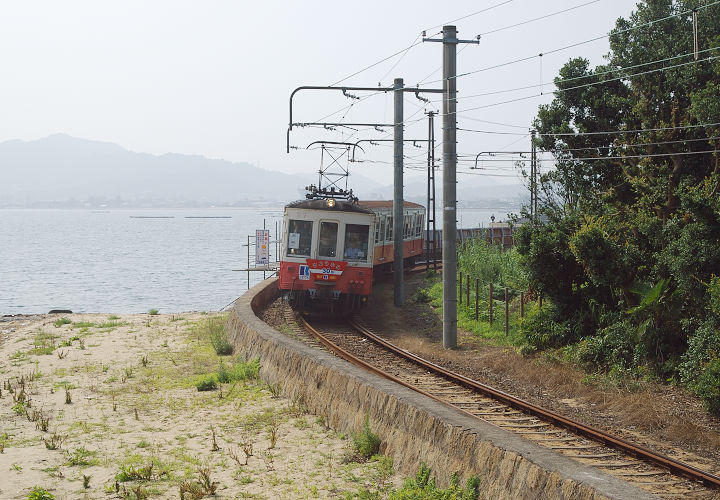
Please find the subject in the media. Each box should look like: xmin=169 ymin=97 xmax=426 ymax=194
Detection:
xmin=0 ymin=207 xmax=515 ymax=315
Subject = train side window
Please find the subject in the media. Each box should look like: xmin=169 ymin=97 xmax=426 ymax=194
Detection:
xmin=416 ymin=213 xmax=424 ymax=237
xmin=386 ymin=216 xmax=393 ymax=242
xmin=344 ymin=224 xmax=369 ymax=261
xmin=287 ymin=219 xmax=312 ymax=257
xmin=378 ymin=217 xmax=386 ymax=244
xmin=318 ymin=221 xmax=338 ymax=258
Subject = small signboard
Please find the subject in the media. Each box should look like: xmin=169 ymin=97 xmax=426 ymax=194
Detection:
xmin=299 ymin=265 xmax=310 ymax=280
xmin=255 ymin=229 xmax=269 ymax=265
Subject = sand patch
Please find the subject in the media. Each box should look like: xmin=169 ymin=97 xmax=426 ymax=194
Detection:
xmin=0 ymin=313 xmax=398 ymax=499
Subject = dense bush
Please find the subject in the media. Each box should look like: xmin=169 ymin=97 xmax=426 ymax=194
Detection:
xmin=386 ymin=464 xmax=480 ymax=500
xmin=458 ymin=239 xmax=528 ymax=293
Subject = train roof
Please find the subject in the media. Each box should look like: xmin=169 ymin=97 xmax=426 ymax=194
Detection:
xmin=357 ymin=200 xmax=424 ymax=210
xmin=285 ymin=199 xmax=424 ymax=214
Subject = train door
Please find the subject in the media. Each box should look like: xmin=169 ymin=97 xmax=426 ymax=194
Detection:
xmin=318 ymin=220 xmax=339 ymax=258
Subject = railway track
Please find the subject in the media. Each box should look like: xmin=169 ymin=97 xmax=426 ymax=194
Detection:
xmin=286 ymin=308 xmax=720 ymax=498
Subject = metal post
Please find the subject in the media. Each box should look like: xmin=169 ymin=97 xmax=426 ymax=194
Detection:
xmin=531 ymin=129 xmax=537 ymax=222
xmin=426 ymin=111 xmax=437 ymax=271
xmin=393 ymin=77 xmax=405 ymax=306
xmin=489 ymin=282 xmax=493 ymax=325
xmin=442 ymin=25 xmax=458 ymax=349
xmin=247 ymin=235 xmax=250 ymax=290
xmin=263 ymin=218 xmax=266 ymax=281
xmin=505 ymin=287 xmax=509 ymax=336
xmin=458 ymin=273 xmax=462 ymax=305
xmin=466 ymin=274 xmax=470 ymax=306
xmin=475 ymin=278 xmax=479 ymax=321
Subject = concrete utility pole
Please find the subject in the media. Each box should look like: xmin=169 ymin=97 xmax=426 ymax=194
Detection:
xmin=442 ymin=27 xmax=458 ymax=348
xmin=424 ymin=26 xmax=478 ymax=349
xmin=531 ymin=129 xmax=538 ymax=222
xmin=393 ymin=78 xmax=405 ymax=306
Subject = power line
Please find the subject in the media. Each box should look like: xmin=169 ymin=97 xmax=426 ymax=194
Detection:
xmin=457 ymin=55 xmax=720 ymax=114
xmin=424 ymin=0 xmax=514 ymax=33
xmin=330 ymin=39 xmax=424 ymax=87
xmin=478 ymin=0 xmax=601 ymax=36
xmin=425 ymin=0 xmax=720 ymax=84
xmin=461 ymin=149 xmax=720 ymax=162
xmin=457 ymin=136 xmax=720 ymax=156
xmin=452 ymin=46 xmax=720 ymax=102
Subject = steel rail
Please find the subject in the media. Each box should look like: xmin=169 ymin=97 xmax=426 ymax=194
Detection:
xmin=346 ymin=318 xmax=720 ymax=488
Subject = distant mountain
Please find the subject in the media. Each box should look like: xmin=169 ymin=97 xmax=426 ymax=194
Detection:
xmin=0 ymin=134 xmax=527 ymax=208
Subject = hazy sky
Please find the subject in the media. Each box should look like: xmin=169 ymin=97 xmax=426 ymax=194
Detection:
xmin=0 ymin=1 xmax=638 ymax=187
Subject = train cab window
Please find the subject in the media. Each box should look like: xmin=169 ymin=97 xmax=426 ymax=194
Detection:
xmin=377 ymin=217 xmax=386 ymax=244
xmin=404 ymin=214 xmax=411 ymax=238
xmin=287 ymin=219 xmax=312 ymax=257
xmin=416 ymin=214 xmax=424 ymax=237
xmin=343 ymin=224 xmax=369 ymax=261
xmin=318 ymin=222 xmax=338 ymax=258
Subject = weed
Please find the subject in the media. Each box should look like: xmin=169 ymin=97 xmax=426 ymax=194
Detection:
xmin=44 ymin=433 xmax=65 ymax=450
xmin=27 ymin=487 xmax=54 ymax=500
xmin=239 ymin=433 xmax=254 ymax=465
xmin=82 ymin=474 xmax=91 ymax=489
xmin=53 ymin=318 xmax=71 ymax=327
xmin=116 ymin=463 xmax=155 ymax=482
xmin=56 ymin=350 xmax=67 ymax=360
xmin=228 ymin=447 xmax=243 ymax=467
xmin=13 ymin=401 xmax=28 ymax=415
xmin=195 ymin=374 xmax=217 ymax=392
xmin=351 ymin=418 xmax=380 ymax=462
xmin=65 ymin=446 xmax=96 ymax=466
xmin=179 ymin=467 xmax=218 ymax=499
xmin=267 ymin=420 xmax=280 ymax=449
xmin=136 ymin=440 xmax=150 ymax=449
xmin=108 ymin=314 xmax=120 ymax=320
xmin=140 ymin=355 xmax=149 ymax=367
xmin=262 ymin=451 xmax=275 ymax=471
xmin=30 ymin=332 xmax=58 ymax=355
xmin=64 ymin=390 xmax=71 ymax=405
xmin=77 ymin=338 xmax=86 ymax=350
xmin=268 ymin=382 xmax=281 ymax=398
xmin=134 ymin=408 xmax=139 ymax=420
xmin=36 ymin=412 xmax=51 ymax=432
xmin=210 ymin=426 xmax=220 ymax=452
xmin=11 ymin=463 xmax=22 ymax=471
xmin=148 ymin=309 xmax=159 ymax=316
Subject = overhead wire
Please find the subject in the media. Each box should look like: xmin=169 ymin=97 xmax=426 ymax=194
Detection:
xmin=478 ymin=0 xmax=601 ymax=36
xmin=424 ymin=0 xmax=720 ymax=84
xmin=456 ymin=54 xmax=720 ymax=114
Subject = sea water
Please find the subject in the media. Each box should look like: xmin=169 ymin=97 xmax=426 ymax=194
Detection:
xmin=0 ymin=207 xmax=516 ymax=314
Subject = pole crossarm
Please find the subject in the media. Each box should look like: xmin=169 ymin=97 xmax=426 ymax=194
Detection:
xmin=288 ymin=85 xmax=442 ymax=152
xmin=473 ymin=151 xmax=528 ymax=169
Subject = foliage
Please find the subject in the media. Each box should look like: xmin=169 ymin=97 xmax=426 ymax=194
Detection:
xmin=351 ymin=418 xmax=381 ymax=461
xmin=27 ymin=487 xmax=54 ymax=500
xmin=195 ymin=374 xmax=217 ymax=392
xmin=386 ymin=464 xmax=480 ymax=500
xmin=201 ymin=317 xmax=233 ymax=355
xmin=53 ymin=318 xmax=71 ymax=327
xmin=516 ymin=0 xmax=720 ymax=408
xmin=458 ymin=239 xmax=528 ymax=293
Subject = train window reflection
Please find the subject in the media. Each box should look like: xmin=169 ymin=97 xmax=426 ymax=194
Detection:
xmin=287 ymin=219 xmax=313 ymax=257
xmin=318 ymin=222 xmax=338 ymax=257
xmin=344 ymin=224 xmax=369 ymax=261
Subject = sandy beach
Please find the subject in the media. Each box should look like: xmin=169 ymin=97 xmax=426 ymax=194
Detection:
xmin=0 ymin=312 xmax=399 ymax=499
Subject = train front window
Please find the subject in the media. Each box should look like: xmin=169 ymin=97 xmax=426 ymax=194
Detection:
xmin=287 ymin=219 xmax=313 ymax=257
xmin=343 ymin=224 xmax=369 ymax=261
xmin=318 ymin=222 xmax=338 ymax=258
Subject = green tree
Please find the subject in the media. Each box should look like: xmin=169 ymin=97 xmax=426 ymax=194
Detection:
xmin=518 ymin=0 xmax=720 ymax=398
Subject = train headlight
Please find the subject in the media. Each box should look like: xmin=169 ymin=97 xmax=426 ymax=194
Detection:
xmin=326 ymin=199 xmax=336 ymax=208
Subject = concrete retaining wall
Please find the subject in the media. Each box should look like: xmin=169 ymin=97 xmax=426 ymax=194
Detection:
xmin=226 ymin=278 xmax=655 ymax=500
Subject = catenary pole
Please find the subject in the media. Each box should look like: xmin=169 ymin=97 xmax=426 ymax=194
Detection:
xmin=423 ymin=26 xmax=478 ymax=349
xmin=393 ymin=78 xmax=405 ymax=306
xmin=442 ymin=26 xmax=458 ymax=348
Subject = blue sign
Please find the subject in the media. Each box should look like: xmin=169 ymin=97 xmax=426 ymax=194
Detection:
xmin=299 ymin=265 xmax=310 ymax=281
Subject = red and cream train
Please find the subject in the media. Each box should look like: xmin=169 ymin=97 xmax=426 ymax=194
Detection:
xmin=278 ymin=194 xmax=425 ymax=313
